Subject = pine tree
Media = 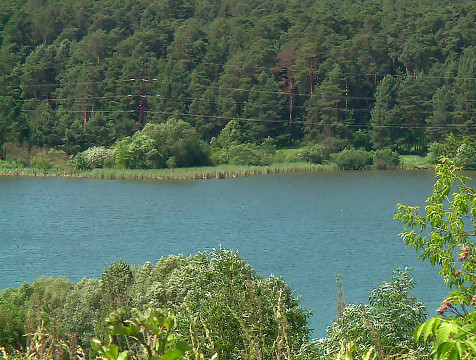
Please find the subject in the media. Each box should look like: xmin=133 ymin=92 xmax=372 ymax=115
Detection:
xmin=242 ymin=72 xmax=288 ymax=144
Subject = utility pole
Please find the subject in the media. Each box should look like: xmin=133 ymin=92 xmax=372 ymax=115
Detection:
xmin=138 ymin=57 xmax=148 ymax=129
xmin=289 ymin=71 xmax=295 ymax=140
xmin=345 ymin=63 xmax=349 ymax=110
xmin=309 ymin=64 xmax=313 ymax=97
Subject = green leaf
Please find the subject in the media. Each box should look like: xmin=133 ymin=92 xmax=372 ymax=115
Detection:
xmin=91 ymin=337 xmax=103 ymax=350
xmin=465 ymin=338 xmax=476 ymax=354
xmin=158 ymin=342 xmax=192 ymax=360
xmin=362 ymin=347 xmax=376 ymax=360
xmin=117 ymin=351 xmax=129 ymax=360
xmin=415 ymin=317 xmax=441 ymax=343
xmin=437 ymin=320 xmax=459 ymax=344
xmin=435 ymin=342 xmax=453 ymax=359
xmin=414 ymin=322 xmax=426 ymax=341
xmin=453 ymin=342 xmax=464 ymax=359
xmin=111 ymin=323 xmax=130 ymax=336
xmin=105 ymin=344 xmax=119 ymax=359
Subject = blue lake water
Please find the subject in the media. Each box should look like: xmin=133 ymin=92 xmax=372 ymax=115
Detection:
xmin=1 ymin=170 xmax=471 ymax=336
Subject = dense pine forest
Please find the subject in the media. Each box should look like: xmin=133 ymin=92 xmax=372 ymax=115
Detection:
xmin=0 ymin=0 xmax=475 ymax=170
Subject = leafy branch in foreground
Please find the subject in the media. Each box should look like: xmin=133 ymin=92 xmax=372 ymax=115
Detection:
xmin=92 ymin=308 xmax=191 ymax=360
xmin=394 ymin=158 xmax=475 ymax=308
xmin=414 ymin=312 xmax=476 ymax=360
xmin=395 ymin=158 xmax=476 ymax=359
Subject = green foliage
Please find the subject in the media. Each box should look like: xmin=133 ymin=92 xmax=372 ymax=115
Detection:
xmin=211 ymin=120 xmax=246 ymax=149
xmin=0 ymin=249 xmax=311 ymax=358
xmin=140 ymin=119 xmax=210 ymax=168
xmin=395 ymin=159 xmax=475 ymax=307
xmin=114 ymin=135 xmax=163 ymax=170
xmin=372 ymin=148 xmax=400 ymax=170
xmin=395 ymin=159 xmax=476 ymax=359
xmin=82 ymin=146 xmax=115 ymax=169
xmin=300 ymin=143 xmax=325 ymax=164
xmin=61 ymin=278 xmax=102 ymax=349
xmin=414 ymin=311 xmax=476 ymax=360
xmin=211 ymin=120 xmax=276 ymax=166
xmin=101 ymin=259 xmax=133 ymax=310
xmin=428 ymin=141 xmax=448 ymax=165
xmin=29 ymin=153 xmax=52 ymax=171
xmin=225 ymin=143 xmax=274 ymax=166
xmin=0 ymin=285 xmax=31 ymax=352
xmin=318 ymin=268 xmax=427 ymax=359
xmin=70 ymin=152 xmax=89 ymax=170
xmin=427 ymin=136 xmax=476 ymax=170
xmin=1 ymin=0 xmax=474 ymax=156
xmin=0 ymin=160 xmax=24 ymax=170
xmin=166 ymin=248 xmax=310 ymax=360
xmin=92 ymin=308 xmax=191 ymax=360
xmin=455 ymin=142 xmax=476 ymax=170
xmin=331 ymin=149 xmax=372 ymax=170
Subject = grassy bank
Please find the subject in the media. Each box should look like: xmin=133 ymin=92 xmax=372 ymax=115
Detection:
xmin=0 ymin=162 xmax=338 ymax=180
xmin=0 ymin=154 xmax=434 ymax=180
xmin=399 ymin=155 xmax=431 ymax=169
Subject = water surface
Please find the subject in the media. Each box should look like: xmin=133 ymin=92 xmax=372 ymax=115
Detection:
xmin=1 ymin=170 xmax=469 ymax=336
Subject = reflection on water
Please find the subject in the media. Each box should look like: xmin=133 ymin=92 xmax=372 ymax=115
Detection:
xmin=2 ymin=170 xmax=472 ymax=336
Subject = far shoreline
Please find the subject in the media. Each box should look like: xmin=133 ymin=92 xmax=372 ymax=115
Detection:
xmin=0 ymin=160 xmax=433 ymax=181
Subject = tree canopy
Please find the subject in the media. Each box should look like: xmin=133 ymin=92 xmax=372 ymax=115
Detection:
xmin=0 ymin=0 xmax=474 ymax=157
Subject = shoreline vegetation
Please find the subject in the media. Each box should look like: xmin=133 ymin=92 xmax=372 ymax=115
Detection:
xmin=0 ymin=156 xmax=431 ymax=181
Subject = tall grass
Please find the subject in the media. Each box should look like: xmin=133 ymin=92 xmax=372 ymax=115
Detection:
xmin=88 ymin=162 xmax=336 ymax=180
xmin=1 ymin=158 xmax=435 ymax=181
xmin=0 ymin=167 xmax=89 ymax=177
xmin=399 ymin=155 xmax=431 ymax=169
xmin=0 ymin=163 xmax=336 ymax=180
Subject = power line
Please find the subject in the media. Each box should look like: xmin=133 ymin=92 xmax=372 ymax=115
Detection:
xmin=19 ymin=106 xmax=475 ymax=130
xmin=15 ymin=92 xmax=476 ymax=109
xmin=4 ymin=61 xmax=476 ymax=91
xmin=144 ymin=111 xmax=476 ymax=129
xmin=101 ymin=57 xmax=476 ymax=81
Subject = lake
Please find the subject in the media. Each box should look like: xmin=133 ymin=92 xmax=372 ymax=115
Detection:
xmin=1 ymin=170 xmax=470 ymax=336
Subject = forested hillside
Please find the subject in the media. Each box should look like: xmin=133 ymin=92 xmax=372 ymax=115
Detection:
xmin=0 ymin=0 xmax=474 ymax=161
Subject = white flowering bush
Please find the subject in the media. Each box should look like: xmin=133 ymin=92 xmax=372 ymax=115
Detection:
xmin=455 ymin=142 xmax=476 ymax=169
xmin=82 ymin=146 xmax=114 ymax=169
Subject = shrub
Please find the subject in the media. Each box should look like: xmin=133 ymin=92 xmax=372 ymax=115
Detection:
xmin=114 ymin=135 xmax=163 ymax=169
xmin=372 ymin=148 xmax=400 ymax=169
xmin=300 ymin=143 xmax=325 ymax=164
xmin=141 ymin=119 xmax=211 ymax=168
xmin=455 ymin=142 xmax=476 ymax=170
xmin=318 ymin=137 xmax=347 ymax=159
xmin=0 ymin=250 xmax=310 ymax=359
xmin=30 ymin=153 xmax=52 ymax=171
xmin=318 ymin=268 xmax=427 ymax=359
xmin=428 ymin=136 xmax=476 ymax=170
xmin=82 ymin=146 xmax=114 ymax=169
xmin=0 ymin=160 xmax=24 ymax=169
xmin=212 ymin=120 xmax=246 ymax=149
xmin=162 ymin=249 xmax=310 ymax=360
xmin=0 ymin=285 xmax=31 ymax=352
xmin=61 ymin=278 xmax=102 ymax=349
xmin=331 ymin=149 xmax=372 ymax=170
xmin=427 ymin=141 xmax=447 ymax=165
xmin=227 ymin=143 xmax=273 ymax=166
xmin=70 ymin=152 xmax=89 ymax=170
xmin=91 ymin=308 xmax=191 ymax=360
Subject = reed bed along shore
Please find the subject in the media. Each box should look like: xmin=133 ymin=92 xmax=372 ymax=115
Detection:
xmin=0 ymin=162 xmax=337 ymax=180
